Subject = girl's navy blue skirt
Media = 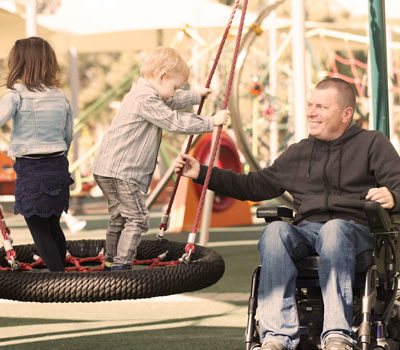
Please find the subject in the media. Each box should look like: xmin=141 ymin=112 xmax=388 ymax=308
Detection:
xmin=13 ymin=155 xmax=74 ymax=218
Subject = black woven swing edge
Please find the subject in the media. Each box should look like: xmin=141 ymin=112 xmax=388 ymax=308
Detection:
xmin=0 ymin=239 xmax=225 ymax=303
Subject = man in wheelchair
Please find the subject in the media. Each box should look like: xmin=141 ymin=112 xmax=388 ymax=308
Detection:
xmin=174 ymin=77 xmax=400 ymax=350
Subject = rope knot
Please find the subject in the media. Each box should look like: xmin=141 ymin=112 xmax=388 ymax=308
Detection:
xmin=185 ymin=243 xmax=195 ymax=254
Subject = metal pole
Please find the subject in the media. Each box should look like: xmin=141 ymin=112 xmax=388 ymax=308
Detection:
xmin=368 ymin=0 xmax=390 ymax=137
xmin=199 ymin=129 xmax=219 ymax=246
xmin=25 ymin=0 xmax=37 ymax=37
xmin=385 ymin=26 xmax=395 ymax=142
xmin=69 ymin=47 xmax=80 ymax=200
xmin=69 ymin=47 xmax=80 ymax=148
xmin=291 ymin=0 xmax=307 ymax=141
xmin=269 ymin=0 xmax=278 ymax=162
xmin=69 ymin=47 xmax=80 ymax=122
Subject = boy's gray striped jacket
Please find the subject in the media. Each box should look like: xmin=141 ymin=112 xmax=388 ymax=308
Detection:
xmin=92 ymin=77 xmax=214 ymax=193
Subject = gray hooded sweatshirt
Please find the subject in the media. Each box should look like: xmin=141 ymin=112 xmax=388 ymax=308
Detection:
xmin=196 ymin=124 xmax=400 ymax=227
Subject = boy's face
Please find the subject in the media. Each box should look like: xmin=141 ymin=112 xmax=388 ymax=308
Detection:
xmin=153 ymin=72 xmax=186 ymax=100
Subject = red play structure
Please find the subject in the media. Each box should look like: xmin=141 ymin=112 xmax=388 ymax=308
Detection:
xmin=0 ymin=152 xmax=16 ymax=196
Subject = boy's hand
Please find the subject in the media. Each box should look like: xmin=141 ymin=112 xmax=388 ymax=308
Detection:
xmin=174 ymin=154 xmax=200 ymax=179
xmin=197 ymin=87 xmax=213 ymax=98
xmin=213 ymin=109 xmax=230 ymax=126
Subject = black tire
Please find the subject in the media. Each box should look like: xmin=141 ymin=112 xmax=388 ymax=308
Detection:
xmin=0 ymin=239 xmax=225 ymax=303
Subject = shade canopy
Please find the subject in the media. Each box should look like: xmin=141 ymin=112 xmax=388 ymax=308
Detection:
xmin=0 ymin=7 xmax=64 ymax=57
xmin=0 ymin=0 xmax=254 ymax=55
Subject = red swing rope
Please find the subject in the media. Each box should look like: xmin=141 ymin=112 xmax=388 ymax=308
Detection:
xmin=0 ymin=205 xmax=18 ymax=269
xmin=158 ymin=0 xmax=242 ymax=238
xmin=185 ymin=0 xmax=249 ymax=259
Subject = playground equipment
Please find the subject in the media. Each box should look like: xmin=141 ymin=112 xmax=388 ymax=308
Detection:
xmin=228 ymin=1 xmax=400 ymax=172
xmin=0 ymin=152 xmax=15 ymax=196
xmin=229 ymin=0 xmax=287 ymax=172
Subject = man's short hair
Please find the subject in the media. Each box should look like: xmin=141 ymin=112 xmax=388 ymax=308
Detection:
xmin=140 ymin=47 xmax=190 ymax=81
xmin=315 ymin=77 xmax=356 ymax=111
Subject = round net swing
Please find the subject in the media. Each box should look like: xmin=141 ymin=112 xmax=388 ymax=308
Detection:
xmin=0 ymin=238 xmax=224 ymax=302
xmin=0 ymin=0 xmax=249 ymax=303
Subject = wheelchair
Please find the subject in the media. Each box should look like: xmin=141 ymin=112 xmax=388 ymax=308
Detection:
xmin=245 ymin=202 xmax=400 ymax=350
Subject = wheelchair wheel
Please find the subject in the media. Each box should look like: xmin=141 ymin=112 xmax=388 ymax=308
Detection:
xmin=249 ymin=345 xmax=261 ymax=350
xmin=387 ymin=317 xmax=400 ymax=342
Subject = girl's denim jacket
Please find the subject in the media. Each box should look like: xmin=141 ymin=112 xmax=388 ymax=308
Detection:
xmin=0 ymin=83 xmax=73 ymax=157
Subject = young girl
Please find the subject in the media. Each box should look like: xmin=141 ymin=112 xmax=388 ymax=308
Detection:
xmin=0 ymin=37 xmax=74 ymax=272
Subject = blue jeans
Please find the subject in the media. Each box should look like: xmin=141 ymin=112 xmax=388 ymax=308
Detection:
xmin=257 ymin=219 xmax=374 ymax=349
xmin=94 ymin=175 xmax=149 ymax=267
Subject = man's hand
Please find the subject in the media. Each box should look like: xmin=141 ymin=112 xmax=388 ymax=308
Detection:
xmin=174 ymin=154 xmax=200 ymax=179
xmin=365 ymin=187 xmax=395 ymax=209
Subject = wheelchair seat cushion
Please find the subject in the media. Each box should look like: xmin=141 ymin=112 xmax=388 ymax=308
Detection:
xmin=295 ymin=249 xmax=373 ymax=277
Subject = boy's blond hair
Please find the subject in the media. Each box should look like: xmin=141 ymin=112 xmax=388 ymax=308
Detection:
xmin=140 ymin=47 xmax=190 ymax=81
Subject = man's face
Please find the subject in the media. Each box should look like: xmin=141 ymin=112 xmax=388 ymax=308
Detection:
xmin=307 ymin=87 xmax=351 ymax=141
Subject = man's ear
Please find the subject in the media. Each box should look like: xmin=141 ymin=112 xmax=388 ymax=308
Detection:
xmin=343 ymin=106 xmax=354 ymax=123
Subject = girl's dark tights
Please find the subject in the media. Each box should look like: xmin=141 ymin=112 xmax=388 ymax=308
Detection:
xmin=24 ymin=215 xmax=66 ymax=272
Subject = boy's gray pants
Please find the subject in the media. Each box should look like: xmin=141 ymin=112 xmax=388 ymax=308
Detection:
xmin=94 ymin=175 xmax=150 ymax=267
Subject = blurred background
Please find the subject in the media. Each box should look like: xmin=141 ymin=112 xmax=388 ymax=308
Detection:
xmin=1 ymin=2 xmax=400 ymax=348
xmin=0 ymin=0 xmax=399 ymax=215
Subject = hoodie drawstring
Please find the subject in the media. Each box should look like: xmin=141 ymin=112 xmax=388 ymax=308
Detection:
xmin=307 ymin=140 xmax=343 ymax=194
xmin=338 ymin=142 xmax=343 ymax=193
xmin=307 ymin=141 xmax=316 ymax=180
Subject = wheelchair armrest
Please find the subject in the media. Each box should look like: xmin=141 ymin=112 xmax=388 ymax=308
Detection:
xmin=363 ymin=200 xmax=395 ymax=233
xmin=256 ymin=206 xmax=293 ymax=223
xmin=390 ymin=214 xmax=400 ymax=225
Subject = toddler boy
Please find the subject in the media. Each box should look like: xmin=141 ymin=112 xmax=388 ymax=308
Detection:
xmin=93 ymin=47 xmax=230 ymax=270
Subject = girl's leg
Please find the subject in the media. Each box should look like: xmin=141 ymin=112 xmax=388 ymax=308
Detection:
xmin=24 ymin=215 xmax=65 ymax=272
xmin=48 ymin=215 xmax=67 ymax=266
